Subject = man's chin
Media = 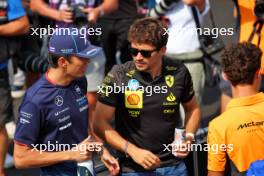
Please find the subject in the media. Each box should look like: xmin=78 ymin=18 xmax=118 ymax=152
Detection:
xmin=135 ymin=65 xmax=148 ymax=71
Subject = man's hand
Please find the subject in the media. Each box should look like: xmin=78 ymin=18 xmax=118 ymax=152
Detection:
xmin=101 ymin=149 xmax=120 ymax=176
xmin=82 ymin=7 xmax=102 ymax=23
xmin=69 ymin=137 xmax=103 ymax=162
xmin=57 ymin=7 xmax=73 ymax=23
xmin=172 ymin=140 xmax=191 ymax=159
xmin=128 ymin=146 xmax=161 ymax=170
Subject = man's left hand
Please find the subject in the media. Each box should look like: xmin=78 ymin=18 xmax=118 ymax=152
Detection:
xmin=101 ymin=149 xmax=120 ymax=176
xmin=172 ymin=140 xmax=191 ymax=159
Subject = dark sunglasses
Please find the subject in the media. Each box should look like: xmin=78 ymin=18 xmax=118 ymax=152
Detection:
xmin=129 ymin=47 xmax=159 ymax=58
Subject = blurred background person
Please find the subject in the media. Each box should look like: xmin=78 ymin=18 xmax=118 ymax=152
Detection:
xmin=98 ymin=0 xmax=140 ymax=73
xmin=148 ymin=0 xmax=210 ymax=105
xmin=220 ymin=0 xmax=264 ymax=112
xmin=0 ymin=0 xmax=29 ymax=175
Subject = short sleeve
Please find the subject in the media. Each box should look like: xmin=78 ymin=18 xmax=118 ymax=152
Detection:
xmin=181 ymin=67 xmax=195 ymax=103
xmin=207 ymin=122 xmax=226 ymax=172
xmin=7 ymin=0 xmax=26 ymax=21
xmin=98 ymin=66 xmax=119 ymax=107
xmin=14 ymin=100 xmax=42 ymax=146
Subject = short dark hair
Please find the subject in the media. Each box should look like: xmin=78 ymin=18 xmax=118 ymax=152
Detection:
xmin=221 ymin=42 xmax=262 ymax=86
xmin=128 ymin=18 xmax=168 ymax=49
xmin=48 ymin=53 xmax=70 ymax=68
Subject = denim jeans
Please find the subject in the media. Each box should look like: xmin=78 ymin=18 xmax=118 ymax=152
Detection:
xmin=121 ymin=162 xmax=188 ymax=176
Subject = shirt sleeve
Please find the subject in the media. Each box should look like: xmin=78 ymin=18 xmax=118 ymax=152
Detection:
xmin=199 ymin=0 xmax=210 ymax=18
xmin=207 ymin=122 xmax=226 ymax=172
xmin=7 ymin=0 xmax=26 ymax=21
xmin=98 ymin=66 xmax=119 ymax=107
xmin=14 ymin=100 xmax=42 ymax=147
xmin=181 ymin=66 xmax=195 ymax=103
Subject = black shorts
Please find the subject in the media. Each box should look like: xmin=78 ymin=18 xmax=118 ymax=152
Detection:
xmin=0 ymin=68 xmax=13 ymax=128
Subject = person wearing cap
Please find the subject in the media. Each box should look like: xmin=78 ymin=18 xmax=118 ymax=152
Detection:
xmin=13 ymin=29 xmax=120 ymax=176
xmin=30 ymin=0 xmax=119 ymax=121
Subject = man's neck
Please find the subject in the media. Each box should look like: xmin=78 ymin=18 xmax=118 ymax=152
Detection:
xmin=47 ymin=68 xmax=73 ymax=86
xmin=232 ymin=85 xmax=259 ymax=98
xmin=148 ymin=59 xmax=163 ymax=79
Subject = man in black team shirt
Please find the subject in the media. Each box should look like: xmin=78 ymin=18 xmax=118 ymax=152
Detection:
xmin=94 ymin=18 xmax=201 ymax=175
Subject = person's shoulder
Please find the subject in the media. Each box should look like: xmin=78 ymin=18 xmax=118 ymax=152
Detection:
xmin=209 ymin=110 xmax=236 ymax=133
xmin=111 ymin=61 xmax=135 ymax=73
xmin=163 ymin=57 xmax=189 ymax=74
xmin=24 ymin=76 xmax=52 ymax=104
xmin=107 ymin=61 xmax=135 ymax=79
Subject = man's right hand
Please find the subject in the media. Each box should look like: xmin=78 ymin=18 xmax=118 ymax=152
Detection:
xmin=69 ymin=137 xmax=103 ymax=162
xmin=128 ymin=146 xmax=161 ymax=170
xmin=57 ymin=7 xmax=73 ymax=23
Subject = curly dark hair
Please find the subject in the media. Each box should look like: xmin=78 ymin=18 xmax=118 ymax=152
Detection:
xmin=128 ymin=18 xmax=168 ymax=49
xmin=221 ymin=42 xmax=262 ymax=86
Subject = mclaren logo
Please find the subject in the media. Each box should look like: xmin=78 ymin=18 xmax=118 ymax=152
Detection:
xmin=237 ymin=121 xmax=264 ymax=130
xmin=165 ymin=75 xmax=174 ymax=88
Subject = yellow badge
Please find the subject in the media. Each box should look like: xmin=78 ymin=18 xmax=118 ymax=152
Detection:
xmin=165 ymin=75 xmax=174 ymax=88
xmin=166 ymin=92 xmax=176 ymax=102
xmin=125 ymin=90 xmax=143 ymax=109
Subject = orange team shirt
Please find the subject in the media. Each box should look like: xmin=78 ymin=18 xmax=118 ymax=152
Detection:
xmin=239 ymin=0 xmax=264 ymax=74
xmin=207 ymin=93 xmax=264 ymax=172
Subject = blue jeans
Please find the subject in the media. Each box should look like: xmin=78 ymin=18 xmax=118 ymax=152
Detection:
xmin=121 ymin=162 xmax=188 ymax=176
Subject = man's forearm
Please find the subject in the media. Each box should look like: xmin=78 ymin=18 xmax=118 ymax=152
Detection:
xmin=185 ymin=106 xmax=201 ymax=134
xmin=14 ymin=147 xmax=72 ymax=169
xmin=30 ymin=0 xmax=61 ymax=21
xmin=94 ymin=120 xmax=130 ymax=153
xmin=0 ymin=16 xmax=29 ymax=36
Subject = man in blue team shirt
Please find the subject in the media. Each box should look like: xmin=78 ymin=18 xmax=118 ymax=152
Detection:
xmin=13 ymin=29 xmax=120 ymax=176
xmin=0 ymin=0 xmax=29 ymax=175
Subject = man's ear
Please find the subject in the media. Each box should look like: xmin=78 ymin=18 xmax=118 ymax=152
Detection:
xmin=57 ymin=57 xmax=67 ymax=68
xmin=222 ymin=72 xmax=229 ymax=81
xmin=160 ymin=46 xmax=167 ymax=54
xmin=256 ymin=69 xmax=261 ymax=77
xmin=255 ymin=69 xmax=262 ymax=80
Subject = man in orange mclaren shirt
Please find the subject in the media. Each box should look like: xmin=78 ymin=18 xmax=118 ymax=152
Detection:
xmin=207 ymin=43 xmax=264 ymax=176
xmin=220 ymin=0 xmax=264 ymax=112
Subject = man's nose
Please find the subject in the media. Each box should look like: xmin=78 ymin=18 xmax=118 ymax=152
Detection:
xmin=134 ymin=52 xmax=144 ymax=61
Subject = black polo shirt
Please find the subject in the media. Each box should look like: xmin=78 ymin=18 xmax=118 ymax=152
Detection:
xmin=98 ymin=58 xmax=195 ymax=172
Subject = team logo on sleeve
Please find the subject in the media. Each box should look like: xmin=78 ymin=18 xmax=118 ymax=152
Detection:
xmin=125 ymin=91 xmax=143 ymax=109
xmin=55 ymin=96 xmax=64 ymax=106
xmin=165 ymin=75 xmax=174 ymax=88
